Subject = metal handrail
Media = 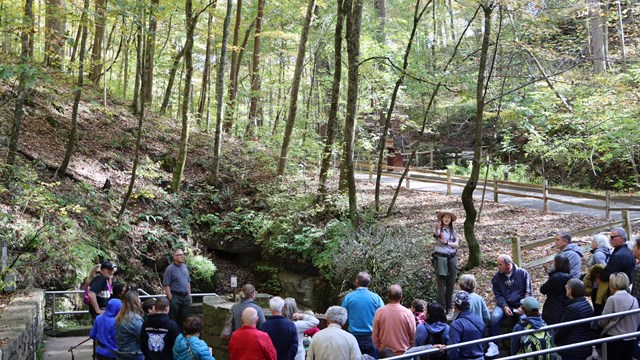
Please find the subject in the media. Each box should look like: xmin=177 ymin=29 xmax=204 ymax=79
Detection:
xmin=45 ymin=290 xmax=219 ymax=334
xmin=383 ymin=307 xmax=640 ymax=360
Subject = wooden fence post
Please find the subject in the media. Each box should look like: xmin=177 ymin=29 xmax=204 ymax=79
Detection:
xmin=605 ymin=190 xmax=611 ymax=220
xmin=623 ymin=210 xmax=632 ymax=242
xmin=369 ymin=163 xmax=373 ymax=183
xmin=511 ymin=236 xmax=522 ymax=267
xmin=430 ymin=149 xmax=434 ymax=169
xmin=406 ymin=173 xmax=411 ymax=190
xmin=446 ymin=169 xmax=452 ymax=196
xmin=543 ymin=179 xmax=549 ymax=213
xmin=493 ymin=175 xmax=498 ymax=203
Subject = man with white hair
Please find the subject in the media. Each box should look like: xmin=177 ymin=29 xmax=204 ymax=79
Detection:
xmin=260 ymin=297 xmax=298 ymax=360
xmin=229 ymin=307 xmax=277 ymax=360
xmin=306 ymin=306 xmax=364 ymax=360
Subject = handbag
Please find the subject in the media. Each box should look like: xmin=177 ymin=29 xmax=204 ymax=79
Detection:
xmin=221 ymin=304 xmax=235 ymax=340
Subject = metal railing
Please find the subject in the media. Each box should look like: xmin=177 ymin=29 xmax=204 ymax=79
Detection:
xmin=45 ymin=290 xmax=219 ymax=334
xmin=383 ymin=307 xmax=640 ymax=360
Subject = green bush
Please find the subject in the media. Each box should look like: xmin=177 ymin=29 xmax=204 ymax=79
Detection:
xmin=186 ymin=254 xmax=217 ymax=292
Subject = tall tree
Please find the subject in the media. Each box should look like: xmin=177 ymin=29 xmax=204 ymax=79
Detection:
xmin=170 ymin=0 xmax=198 ymax=192
xmin=197 ymin=11 xmax=213 ymax=122
xmin=342 ymin=0 xmax=363 ymax=225
xmin=143 ymin=0 xmax=160 ymax=105
xmin=589 ymin=0 xmax=606 ymax=73
xmin=277 ymin=0 xmax=317 ymax=176
xmin=208 ymin=0 xmax=233 ymax=185
xmin=374 ymin=0 xmax=431 ymax=211
xmin=247 ymin=0 xmax=265 ymax=133
xmin=317 ymin=0 xmax=346 ymax=201
xmin=56 ymin=0 xmax=90 ymax=178
xmin=223 ymin=0 xmax=242 ymax=132
xmin=461 ymin=1 xmax=498 ymax=268
xmin=89 ymin=0 xmax=107 ymax=84
xmin=160 ymin=45 xmax=186 ymax=113
xmin=5 ymin=0 xmax=33 ymax=178
xmin=44 ymin=0 xmax=65 ymax=68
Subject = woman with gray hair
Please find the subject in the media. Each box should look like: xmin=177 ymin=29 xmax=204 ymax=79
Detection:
xmin=282 ymin=297 xmax=319 ymax=360
xmin=598 ymin=272 xmax=640 ymax=360
xmin=589 ymin=233 xmax=612 ymax=267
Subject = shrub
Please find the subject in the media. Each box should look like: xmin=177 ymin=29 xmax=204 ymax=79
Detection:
xmin=186 ymin=254 xmax=217 ymax=292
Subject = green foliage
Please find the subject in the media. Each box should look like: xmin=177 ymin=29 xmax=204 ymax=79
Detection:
xmin=316 ymin=220 xmax=436 ymax=304
xmin=255 ymin=265 xmax=282 ymax=294
xmin=186 ymin=254 xmax=217 ymax=292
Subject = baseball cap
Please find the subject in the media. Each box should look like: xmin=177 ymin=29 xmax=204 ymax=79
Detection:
xmin=101 ymin=261 xmax=117 ymax=270
xmin=520 ymin=296 xmax=540 ymax=311
xmin=454 ymin=291 xmax=470 ymax=309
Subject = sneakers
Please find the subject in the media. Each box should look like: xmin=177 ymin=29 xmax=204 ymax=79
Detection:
xmin=485 ymin=342 xmax=499 ymax=357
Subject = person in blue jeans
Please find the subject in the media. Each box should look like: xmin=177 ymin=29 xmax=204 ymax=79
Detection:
xmin=341 ymin=272 xmax=384 ymax=358
xmin=485 ymin=254 xmax=532 ymax=357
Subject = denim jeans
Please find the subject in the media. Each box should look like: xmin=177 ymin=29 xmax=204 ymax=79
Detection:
xmin=354 ymin=334 xmax=379 ymax=359
xmin=489 ymin=306 xmax=523 ymax=337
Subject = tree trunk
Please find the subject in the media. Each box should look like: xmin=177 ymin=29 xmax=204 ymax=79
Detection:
xmin=170 ymin=0 xmax=197 ymax=193
xmin=143 ymin=0 xmax=159 ymax=106
xmin=461 ymin=2 xmax=494 ymax=268
xmin=5 ymin=0 xmax=33 ymax=177
xmin=160 ymin=45 xmax=186 ymax=113
xmin=89 ymin=0 xmax=107 ymax=83
xmin=589 ymin=0 xmax=606 ymax=74
xmin=208 ymin=0 xmax=233 ymax=186
xmin=122 ymin=18 xmax=131 ymax=98
xmin=69 ymin=21 xmax=82 ymax=66
xmin=44 ymin=0 xmax=65 ymax=69
xmin=247 ymin=0 xmax=265 ymax=133
xmin=277 ymin=0 xmax=317 ymax=176
xmin=317 ymin=0 xmax=345 ymax=201
xmin=223 ymin=0 xmax=242 ymax=132
xmin=197 ymin=12 xmax=213 ymax=121
xmin=617 ymin=0 xmax=627 ymax=72
xmin=342 ymin=0 xmax=363 ymax=226
xmin=132 ymin=26 xmax=142 ymax=114
xmin=375 ymin=0 xmax=431 ymax=211
xmin=56 ymin=0 xmax=90 ymax=178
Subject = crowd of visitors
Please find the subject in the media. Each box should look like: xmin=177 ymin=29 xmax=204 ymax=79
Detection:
xmin=86 ymin=218 xmax=640 ymax=360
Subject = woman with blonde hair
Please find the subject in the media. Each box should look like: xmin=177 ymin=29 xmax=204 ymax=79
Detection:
xmin=115 ymin=290 xmax=144 ymax=360
xmin=282 ymin=297 xmax=319 ymax=360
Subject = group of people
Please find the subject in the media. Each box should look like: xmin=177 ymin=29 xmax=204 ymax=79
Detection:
xmin=84 ymin=212 xmax=640 ymax=360
xmin=86 ymin=249 xmax=215 ymax=359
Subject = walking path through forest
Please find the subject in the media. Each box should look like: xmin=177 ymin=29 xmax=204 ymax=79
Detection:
xmin=357 ymin=172 xmax=640 ymax=220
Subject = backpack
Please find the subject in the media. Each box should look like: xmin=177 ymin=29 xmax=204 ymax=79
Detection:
xmin=423 ymin=325 xmax=447 ymax=360
xmin=517 ymin=321 xmax=552 ymax=360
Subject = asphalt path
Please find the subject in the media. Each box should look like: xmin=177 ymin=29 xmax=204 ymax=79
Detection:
xmin=357 ymin=172 xmax=640 ymax=221
xmin=44 ymin=336 xmax=92 ymax=360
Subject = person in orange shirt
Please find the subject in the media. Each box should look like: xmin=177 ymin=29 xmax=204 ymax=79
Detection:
xmin=372 ymin=284 xmax=416 ymax=355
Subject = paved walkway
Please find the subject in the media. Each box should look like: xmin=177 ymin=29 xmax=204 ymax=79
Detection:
xmin=357 ymin=172 xmax=640 ymax=221
xmin=44 ymin=336 xmax=93 ymax=360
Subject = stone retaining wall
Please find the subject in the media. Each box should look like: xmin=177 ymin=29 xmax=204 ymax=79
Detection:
xmin=0 ymin=290 xmax=45 ymax=360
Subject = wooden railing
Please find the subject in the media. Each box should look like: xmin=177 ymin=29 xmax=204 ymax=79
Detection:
xmin=355 ymin=161 xmax=640 ymax=220
xmin=510 ymin=210 xmax=640 ymax=269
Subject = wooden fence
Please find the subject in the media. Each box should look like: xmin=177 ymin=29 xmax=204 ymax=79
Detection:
xmin=511 ymin=210 xmax=640 ymax=269
xmin=355 ymin=161 xmax=640 ymax=220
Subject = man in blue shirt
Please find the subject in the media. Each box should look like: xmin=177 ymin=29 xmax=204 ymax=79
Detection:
xmin=341 ymin=272 xmax=384 ymax=358
xmin=163 ymin=248 xmax=191 ymax=329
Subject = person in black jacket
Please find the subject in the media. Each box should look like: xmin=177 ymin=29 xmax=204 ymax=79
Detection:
xmin=540 ymin=254 xmax=572 ymax=325
xmin=141 ymin=297 xmax=181 ymax=360
xmin=554 ymin=279 xmax=594 ymax=360
xmin=599 ymin=228 xmax=635 ymax=282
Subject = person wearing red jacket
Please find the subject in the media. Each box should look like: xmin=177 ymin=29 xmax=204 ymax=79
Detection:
xmin=229 ymin=307 xmax=277 ymax=360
